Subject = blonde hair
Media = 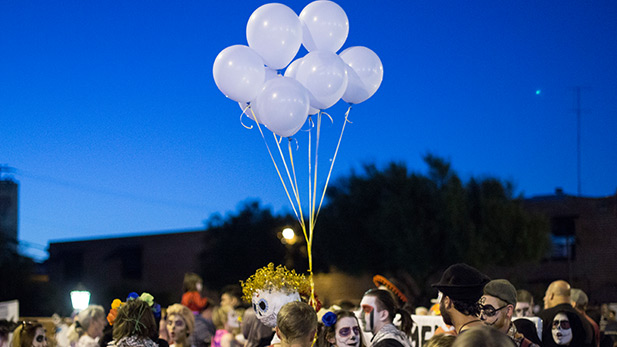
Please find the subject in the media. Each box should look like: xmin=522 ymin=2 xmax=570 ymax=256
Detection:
xmin=67 ymin=305 xmax=105 ymax=343
xmin=166 ymin=304 xmax=195 ymax=336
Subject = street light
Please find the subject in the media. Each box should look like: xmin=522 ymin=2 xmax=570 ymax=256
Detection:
xmin=71 ymin=284 xmax=91 ymax=312
xmin=282 ymin=227 xmax=295 ymax=242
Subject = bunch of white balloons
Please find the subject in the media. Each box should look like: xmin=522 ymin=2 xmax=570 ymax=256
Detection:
xmin=213 ymin=0 xmax=383 ymax=138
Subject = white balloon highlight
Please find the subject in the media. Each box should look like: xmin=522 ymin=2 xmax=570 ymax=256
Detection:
xmin=295 ymin=50 xmax=348 ymax=110
xmin=246 ymin=3 xmax=303 ymax=70
xmin=300 ymin=0 xmax=349 ymax=53
xmin=254 ymin=76 xmax=310 ymax=137
xmin=213 ymin=45 xmax=266 ymax=103
xmin=339 ymin=46 xmax=383 ymax=104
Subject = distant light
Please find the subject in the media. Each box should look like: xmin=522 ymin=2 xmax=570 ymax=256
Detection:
xmin=282 ymin=227 xmax=295 ymax=240
xmin=536 ymin=89 xmax=542 ymax=95
xmin=71 ymin=290 xmax=91 ymax=311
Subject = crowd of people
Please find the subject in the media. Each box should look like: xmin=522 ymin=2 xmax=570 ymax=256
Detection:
xmin=2 ymin=265 xmax=617 ymax=347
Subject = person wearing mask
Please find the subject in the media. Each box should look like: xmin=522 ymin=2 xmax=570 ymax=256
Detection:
xmin=12 ymin=321 xmax=48 ymax=347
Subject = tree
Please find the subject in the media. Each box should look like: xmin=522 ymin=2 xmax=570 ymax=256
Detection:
xmin=313 ymin=155 xmax=550 ymax=304
xmin=199 ymin=200 xmax=295 ymax=290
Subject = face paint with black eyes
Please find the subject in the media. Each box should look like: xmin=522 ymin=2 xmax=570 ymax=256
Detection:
xmin=251 ymin=288 xmax=301 ymax=328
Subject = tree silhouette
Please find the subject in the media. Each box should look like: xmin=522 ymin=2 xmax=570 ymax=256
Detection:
xmin=313 ymin=155 xmax=550 ymax=304
xmin=199 ymin=200 xmax=294 ymax=290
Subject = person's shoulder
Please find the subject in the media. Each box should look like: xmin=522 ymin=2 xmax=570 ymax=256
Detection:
xmin=372 ymin=338 xmax=405 ymax=347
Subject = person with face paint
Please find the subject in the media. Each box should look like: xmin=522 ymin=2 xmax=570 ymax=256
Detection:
xmin=552 ymin=313 xmax=573 ymax=345
xmin=359 ymin=289 xmax=412 ymax=347
xmin=479 ymin=280 xmax=539 ymax=347
xmin=316 ymin=310 xmax=365 ymax=347
xmin=539 ymin=280 xmax=592 ymax=347
xmin=11 ymin=321 xmax=48 ymax=347
xmin=166 ymin=304 xmax=195 ymax=347
xmin=514 ymin=290 xmax=535 ymax=318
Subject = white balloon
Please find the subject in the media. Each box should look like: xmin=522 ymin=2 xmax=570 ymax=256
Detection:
xmin=254 ymin=76 xmax=310 ymax=137
xmin=213 ymin=45 xmax=266 ymax=103
xmin=247 ymin=3 xmax=302 ymax=70
xmin=339 ymin=46 xmax=383 ymax=104
xmin=239 ymin=68 xmax=280 ymax=122
xmin=283 ymin=57 xmax=303 ymax=79
xmin=295 ymin=50 xmax=348 ymax=110
xmin=300 ymin=0 xmax=349 ymax=53
xmin=284 ymin=58 xmax=320 ymax=115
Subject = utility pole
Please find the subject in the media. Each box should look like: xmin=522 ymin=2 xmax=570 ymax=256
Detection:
xmin=575 ymin=86 xmax=582 ymax=197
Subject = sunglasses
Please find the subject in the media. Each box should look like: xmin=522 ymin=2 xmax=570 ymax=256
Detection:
xmin=338 ymin=326 xmax=360 ymax=337
xmin=552 ymin=320 xmax=571 ymax=329
xmin=480 ymin=304 xmax=508 ymax=317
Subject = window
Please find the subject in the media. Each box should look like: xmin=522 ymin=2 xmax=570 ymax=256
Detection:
xmin=549 ymin=216 xmax=577 ymax=260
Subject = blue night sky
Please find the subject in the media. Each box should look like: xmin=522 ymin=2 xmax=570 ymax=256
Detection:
xmin=2 ymin=0 xmax=616 ymax=261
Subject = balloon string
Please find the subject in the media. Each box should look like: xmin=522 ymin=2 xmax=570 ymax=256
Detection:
xmin=240 ymin=104 xmax=254 ymax=130
xmin=314 ymin=105 xmax=352 ymax=225
xmin=310 ymin=112 xmax=323 ymax=243
xmin=308 ymin=115 xmax=313 ymax=240
xmin=273 ymin=133 xmax=305 ymax=230
xmin=251 ymin=108 xmax=302 ymax=224
xmin=286 ymin=138 xmax=305 ymax=229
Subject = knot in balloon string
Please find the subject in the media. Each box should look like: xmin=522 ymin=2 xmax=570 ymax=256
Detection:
xmin=239 ymin=104 xmax=254 ymax=130
xmin=344 ymin=105 xmax=353 ymax=124
xmin=321 ymin=112 xmax=334 ymax=124
xmin=288 ymin=136 xmax=299 ymax=150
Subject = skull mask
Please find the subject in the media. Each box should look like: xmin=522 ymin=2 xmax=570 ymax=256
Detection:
xmin=252 ymin=288 xmax=301 ymax=328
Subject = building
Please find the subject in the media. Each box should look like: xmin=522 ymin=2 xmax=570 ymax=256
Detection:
xmin=0 ymin=178 xmax=19 ymax=252
xmin=46 ymin=189 xmax=617 ymax=313
xmin=488 ymin=189 xmax=617 ymax=304
xmin=47 ymin=229 xmax=206 ymax=312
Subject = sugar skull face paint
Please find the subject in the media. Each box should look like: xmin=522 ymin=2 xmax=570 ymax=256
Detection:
xmin=334 ymin=317 xmax=361 ymax=347
xmin=252 ymin=288 xmax=301 ymax=328
xmin=359 ymin=295 xmax=378 ymax=334
xmin=552 ymin=313 xmax=572 ymax=345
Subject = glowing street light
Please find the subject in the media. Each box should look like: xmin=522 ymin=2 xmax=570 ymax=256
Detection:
xmin=282 ymin=227 xmax=295 ymax=241
xmin=71 ymin=284 xmax=91 ymax=312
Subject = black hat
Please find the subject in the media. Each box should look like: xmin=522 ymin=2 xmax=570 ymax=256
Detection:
xmin=431 ymin=263 xmax=490 ymax=302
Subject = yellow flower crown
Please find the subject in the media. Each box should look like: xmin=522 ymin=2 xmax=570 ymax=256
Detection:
xmin=240 ymin=263 xmax=311 ymax=303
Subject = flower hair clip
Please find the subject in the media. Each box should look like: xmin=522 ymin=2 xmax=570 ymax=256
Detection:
xmin=322 ymin=311 xmax=337 ymax=327
xmin=107 ymin=292 xmax=161 ymax=326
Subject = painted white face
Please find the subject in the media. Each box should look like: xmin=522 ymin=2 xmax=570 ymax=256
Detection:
xmin=252 ymin=288 xmax=300 ymax=328
xmin=552 ymin=313 xmax=573 ymax=345
xmin=515 ymin=302 xmax=532 ymax=317
xmin=32 ymin=327 xmax=48 ymax=347
xmin=196 ymin=282 xmax=203 ymax=292
xmin=334 ymin=317 xmax=361 ymax=347
xmin=359 ymin=296 xmax=379 ymax=334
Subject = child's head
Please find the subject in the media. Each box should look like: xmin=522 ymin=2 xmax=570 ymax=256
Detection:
xmin=276 ymin=301 xmax=317 ymax=347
